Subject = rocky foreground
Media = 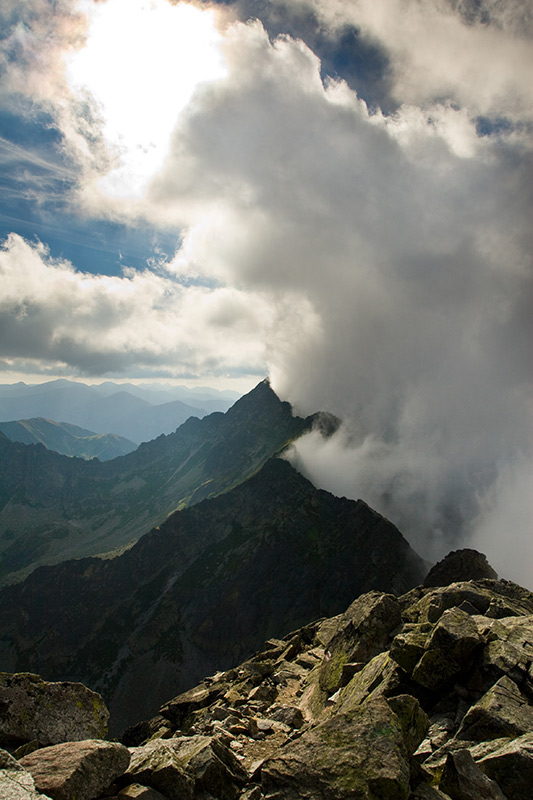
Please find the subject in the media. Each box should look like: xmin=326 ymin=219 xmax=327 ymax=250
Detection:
xmin=1 ymin=551 xmax=532 ymax=800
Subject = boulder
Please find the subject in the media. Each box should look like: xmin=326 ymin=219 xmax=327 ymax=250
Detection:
xmin=456 ymin=675 xmax=533 ymax=741
xmin=261 ymin=696 xmax=410 ymax=799
xmin=0 ymin=748 xmax=52 ymax=800
xmin=0 ymin=673 xmax=108 ymax=748
xmin=423 ymin=550 xmax=498 ymax=588
xmin=19 ymin=739 xmax=131 ymax=800
xmin=124 ymin=735 xmax=247 ymax=800
xmin=387 ymin=694 xmax=429 ymax=756
xmin=476 ymin=732 xmax=533 ymax=800
xmin=411 ymin=608 xmax=483 ymax=690
xmin=439 ymin=748 xmax=506 ymax=800
xmin=319 ymin=592 xmax=401 ymax=695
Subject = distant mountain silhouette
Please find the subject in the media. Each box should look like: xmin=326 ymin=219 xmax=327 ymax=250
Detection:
xmin=0 ymin=418 xmax=137 ymax=461
xmin=0 ymin=379 xmax=236 ymax=443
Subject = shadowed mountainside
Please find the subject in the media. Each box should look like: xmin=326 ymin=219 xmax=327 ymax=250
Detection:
xmin=0 ymin=457 xmax=427 ymax=733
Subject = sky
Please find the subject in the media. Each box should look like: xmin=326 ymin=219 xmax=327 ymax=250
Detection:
xmin=0 ymin=0 xmax=532 ymax=582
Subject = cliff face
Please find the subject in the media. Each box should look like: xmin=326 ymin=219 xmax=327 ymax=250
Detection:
xmin=0 ymin=380 xmax=325 ymax=585
xmin=0 ymin=458 xmax=426 ymax=732
xmin=2 ymin=563 xmax=532 ymax=800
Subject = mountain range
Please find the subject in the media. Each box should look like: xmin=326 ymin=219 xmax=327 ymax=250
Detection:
xmin=0 ymin=417 xmax=137 ymax=461
xmin=0 ymin=381 xmax=331 ymax=585
xmin=0 ymin=379 xmax=238 ymax=444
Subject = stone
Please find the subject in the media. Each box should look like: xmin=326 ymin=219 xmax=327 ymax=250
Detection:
xmin=412 ymin=608 xmax=483 ymax=690
xmin=267 ymin=705 xmax=304 ymax=729
xmin=476 ymin=732 xmax=533 ymax=800
xmin=0 ymin=748 xmax=52 ymax=800
xmin=19 ymin=740 xmax=131 ymax=800
xmin=337 ymin=651 xmax=406 ymax=713
xmin=125 ymin=735 xmax=247 ymax=800
xmin=319 ymin=592 xmax=401 ymax=695
xmin=387 ymin=694 xmax=429 ymax=756
xmin=389 ymin=626 xmax=429 ymax=675
xmin=423 ymin=550 xmax=498 ymax=588
xmin=0 ymin=673 xmax=108 ymax=748
xmin=118 ymin=784 xmax=170 ymax=799
xmin=456 ymin=675 xmax=533 ymax=741
xmin=158 ymin=684 xmax=221 ymax=728
xmin=439 ymin=749 xmax=507 ymax=800
xmin=261 ymin=696 xmax=410 ymax=799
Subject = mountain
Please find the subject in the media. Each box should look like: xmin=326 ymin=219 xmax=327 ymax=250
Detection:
xmin=0 ymin=418 xmax=137 ymax=461
xmin=0 ymin=380 xmax=327 ymax=585
xmin=0 ymin=457 xmax=427 ymax=733
xmin=0 ymin=379 xmax=236 ymax=443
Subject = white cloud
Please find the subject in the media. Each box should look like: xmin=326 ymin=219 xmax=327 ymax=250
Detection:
xmin=287 ymin=0 xmax=533 ymax=123
xmin=0 ymin=233 xmax=276 ymax=377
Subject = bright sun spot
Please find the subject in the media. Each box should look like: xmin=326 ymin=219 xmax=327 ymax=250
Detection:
xmin=66 ymin=0 xmax=226 ymax=199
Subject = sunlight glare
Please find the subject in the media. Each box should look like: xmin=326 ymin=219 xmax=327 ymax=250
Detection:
xmin=67 ymin=0 xmax=227 ymax=198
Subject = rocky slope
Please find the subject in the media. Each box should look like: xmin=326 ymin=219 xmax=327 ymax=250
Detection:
xmin=1 ymin=551 xmax=532 ymax=800
xmin=0 ymin=457 xmax=426 ymax=732
xmin=0 ymin=380 xmax=326 ymax=585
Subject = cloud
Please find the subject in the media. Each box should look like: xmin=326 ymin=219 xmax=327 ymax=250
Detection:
xmin=0 ymin=233 xmax=277 ymax=377
xmin=283 ymin=0 xmax=533 ymax=123
xmin=1 ymin=3 xmax=531 ymax=580
xmin=137 ymin=18 xmax=530 ymax=578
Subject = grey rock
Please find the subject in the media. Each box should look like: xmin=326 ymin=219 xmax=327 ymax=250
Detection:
xmin=456 ymin=675 xmax=533 ymax=741
xmin=319 ymin=592 xmax=401 ymax=695
xmin=262 ymin=696 xmax=410 ymax=799
xmin=117 ymin=784 xmax=170 ymax=800
xmin=0 ymin=748 xmax=52 ymax=800
xmin=477 ymin=732 xmax=533 ymax=800
xmin=267 ymin=705 xmax=304 ymax=729
xmin=19 ymin=739 xmax=131 ymax=800
xmin=125 ymin=735 xmax=247 ymax=800
xmin=412 ymin=608 xmax=483 ymax=690
xmin=439 ymin=749 xmax=507 ymax=800
xmin=0 ymin=673 xmax=108 ymax=748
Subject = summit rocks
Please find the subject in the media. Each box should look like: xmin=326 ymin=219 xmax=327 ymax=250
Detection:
xmin=1 ymin=566 xmax=533 ymax=799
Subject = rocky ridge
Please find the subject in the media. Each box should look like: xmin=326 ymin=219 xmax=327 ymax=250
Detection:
xmin=1 ymin=552 xmax=532 ymax=800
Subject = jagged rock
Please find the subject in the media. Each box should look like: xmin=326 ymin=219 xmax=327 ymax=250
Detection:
xmin=319 ymin=592 xmax=401 ymax=695
xmin=337 ymin=651 xmax=407 ymax=713
xmin=262 ymin=696 xmax=410 ymax=799
xmin=387 ymin=695 xmax=429 ymax=756
xmin=389 ymin=625 xmax=430 ymax=675
xmin=476 ymin=732 xmax=533 ymax=800
xmin=411 ymin=608 xmax=483 ymax=690
xmin=0 ymin=673 xmax=108 ymax=748
xmin=456 ymin=675 xmax=533 ymax=741
xmin=19 ymin=739 xmax=131 ymax=800
xmin=159 ymin=684 xmax=224 ymax=729
xmin=474 ymin=614 xmax=533 ymax=694
xmin=424 ymin=550 xmax=498 ymax=588
xmin=439 ymin=749 xmax=506 ymax=800
xmin=124 ymin=736 xmax=247 ymax=800
xmin=267 ymin=705 xmax=304 ymax=729
xmin=117 ymin=785 xmax=170 ymax=800
xmin=0 ymin=748 xmax=52 ymax=800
